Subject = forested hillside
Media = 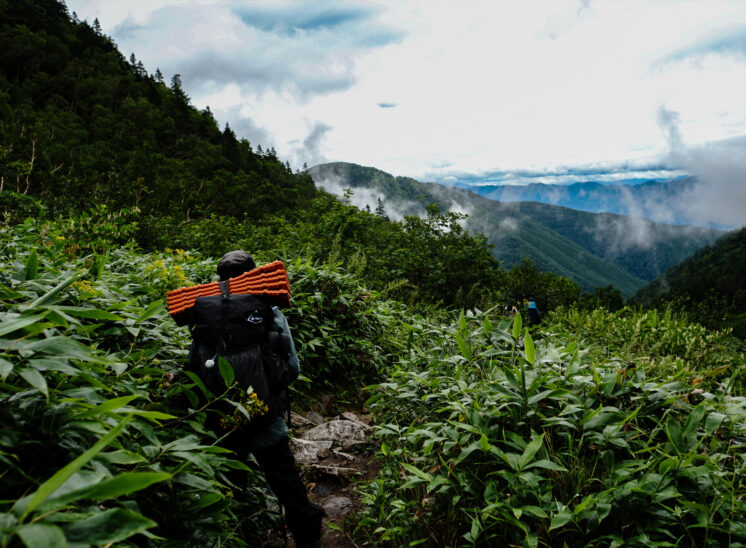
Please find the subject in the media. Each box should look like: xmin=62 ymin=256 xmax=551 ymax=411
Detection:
xmin=309 ymin=162 xmax=722 ymax=295
xmin=0 ymin=0 xmax=509 ymax=312
xmin=3 ymin=2 xmax=746 ymax=547
xmin=0 ymin=0 xmax=315 ymax=220
xmin=632 ymin=226 xmax=746 ymax=337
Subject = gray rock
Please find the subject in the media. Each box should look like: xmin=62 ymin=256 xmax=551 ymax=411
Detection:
xmin=339 ymin=411 xmax=362 ymax=423
xmin=290 ymin=412 xmax=317 ymax=428
xmin=290 ymin=438 xmax=333 ymax=465
xmin=322 ymin=496 xmax=353 ymax=519
xmin=306 ymin=411 xmax=325 ymax=425
xmin=302 ymin=419 xmax=368 ymax=449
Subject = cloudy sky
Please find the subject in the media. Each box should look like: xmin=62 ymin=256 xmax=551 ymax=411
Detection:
xmin=68 ymin=1 xmax=745 ymax=210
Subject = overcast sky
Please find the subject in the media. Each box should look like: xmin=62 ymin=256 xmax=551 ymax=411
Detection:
xmin=67 ymin=1 xmax=746 ymax=192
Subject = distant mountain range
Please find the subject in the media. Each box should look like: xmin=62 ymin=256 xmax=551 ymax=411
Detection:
xmin=453 ymin=178 xmax=703 ymax=227
xmin=309 ymin=162 xmax=723 ymax=296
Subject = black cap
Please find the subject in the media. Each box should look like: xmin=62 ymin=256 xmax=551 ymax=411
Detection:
xmin=217 ymin=250 xmax=256 ymax=280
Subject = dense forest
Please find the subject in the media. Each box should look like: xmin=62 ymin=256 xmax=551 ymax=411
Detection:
xmin=2 ymin=1 xmax=746 ymax=547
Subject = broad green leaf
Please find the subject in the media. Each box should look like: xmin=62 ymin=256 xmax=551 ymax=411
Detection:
xmin=666 ymin=417 xmax=685 ymax=455
xmin=25 ymin=249 xmax=38 ymax=281
xmin=518 ymin=433 xmax=544 ymax=470
xmin=96 ymin=450 xmax=146 ymax=465
xmin=479 ymin=433 xmax=491 ymax=451
xmin=470 ymin=516 xmax=481 ymax=542
xmin=16 ymin=523 xmax=67 ymax=548
xmin=512 ymin=311 xmax=522 ymax=339
xmin=28 ymin=271 xmax=83 ymax=309
xmin=183 ymin=370 xmax=210 ymax=398
xmin=549 ymin=507 xmax=573 ymax=531
xmin=683 ymin=404 xmax=706 ymax=441
xmin=75 ymin=395 xmax=140 ymax=419
xmin=193 ymin=493 xmax=223 ymax=510
xmin=137 ymin=299 xmax=166 ymax=323
xmin=0 ymin=283 xmax=24 ymax=300
xmin=18 ymin=367 xmax=48 ymax=397
xmin=401 ymin=463 xmax=430 ymax=482
xmin=483 ymin=315 xmax=493 ymax=337
xmin=41 ymin=309 xmax=69 ymax=328
xmin=705 ymin=412 xmax=726 ymax=437
xmin=0 ymin=313 xmax=47 ymax=337
xmin=53 ymin=306 xmax=123 ymax=321
xmin=120 ymin=408 xmax=176 ymax=422
xmin=520 ymin=505 xmax=548 ymax=518
xmin=42 ymin=472 xmax=171 ymax=510
xmin=524 ymin=332 xmax=535 ymax=365
xmin=19 ymin=417 xmax=130 ymax=521
xmin=0 ymin=357 xmax=14 ymax=380
xmin=217 ymin=356 xmax=234 ymax=387
xmin=63 ymin=508 xmax=156 ymax=545
xmin=524 ymin=459 xmax=568 ymax=472
xmin=455 ymin=330 xmax=471 ymax=360
xmin=24 ymin=336 xmax=108 ymax=364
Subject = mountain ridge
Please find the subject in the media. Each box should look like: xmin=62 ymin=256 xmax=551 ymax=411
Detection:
xmin=309 ymin=162 xmax=723 ymax=296
xmin=452 ymin=177 xmax=721 ymax=228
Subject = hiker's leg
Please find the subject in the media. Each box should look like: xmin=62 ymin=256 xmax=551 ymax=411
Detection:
xmin=252 ymin=437 xmax=324 ymax=544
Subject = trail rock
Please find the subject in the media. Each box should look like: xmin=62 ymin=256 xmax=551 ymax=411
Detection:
xmin=338 ymin=412 xmax=372 ymax=429
xmin=290 ymin=412 xmax=317 ymax=428
xmin=290 ymin=438 xmax=333 ymax=465
xmin=321 ymin=496 xmax=353 ymax=519
xmin=302 ymin=419 xmax=368 ymax=449
xmin=305 ymin=411 xmax=325 ymax=425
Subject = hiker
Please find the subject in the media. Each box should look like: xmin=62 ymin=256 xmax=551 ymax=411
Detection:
xmin=188 ymin=250 xmax=324 ymax=546
xmin=526 ymin=297 xmax=540 ymax=326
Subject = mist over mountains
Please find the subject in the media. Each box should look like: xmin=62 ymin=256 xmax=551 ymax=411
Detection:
xmin=309 ymin=162 xmax=723 ymax=296
xmin=452 ymin=177 xmax=711 ymax=228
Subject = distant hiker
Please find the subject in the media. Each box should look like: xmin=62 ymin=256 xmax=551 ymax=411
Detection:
xmin=187 ymin=251 xmax=323 ymax=546
xmin=526 ymin=298 xmax=540 ymax=326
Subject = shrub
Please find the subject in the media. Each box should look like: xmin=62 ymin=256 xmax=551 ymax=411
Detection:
xmin=360 ymin=311 xmax=746 ymax=546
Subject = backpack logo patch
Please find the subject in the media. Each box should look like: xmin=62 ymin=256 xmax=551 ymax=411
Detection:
xmin=247 ymin=310 xmax=263 ymax=325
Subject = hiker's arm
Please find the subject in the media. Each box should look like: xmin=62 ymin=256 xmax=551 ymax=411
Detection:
xmin=273 ymin=307 xmax=300 ymax=382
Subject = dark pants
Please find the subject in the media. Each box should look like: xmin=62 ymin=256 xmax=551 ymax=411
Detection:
xmin=252 ymin=438 xmax=324 ymax=545
xmin=204 ymin=407 xmax=323 ymax=544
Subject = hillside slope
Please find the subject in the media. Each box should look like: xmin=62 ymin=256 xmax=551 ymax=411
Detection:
xmin=0 ymin=0 xmax=316 ymax=220
xmin=309 ymin=162 xmax=722 ymax=295
xmin=631 ymin=226 xmax=746 ymax=336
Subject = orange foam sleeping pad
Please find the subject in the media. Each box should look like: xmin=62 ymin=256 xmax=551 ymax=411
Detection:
xmin=167 ymin=261 xmax=291 ymax=320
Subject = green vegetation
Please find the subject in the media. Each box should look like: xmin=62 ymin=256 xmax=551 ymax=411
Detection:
xmin=0 ymin=214 xmax=398 ymax=546
xmin=359 ymin=310 xmax=746 ymax=547
xmin=632 ymin=227 xmax=746 ymax=338
xmin=3 ymin=1 xmax=746 ymax=546
xmin=309 ymin=162 xmax=723 ymax=295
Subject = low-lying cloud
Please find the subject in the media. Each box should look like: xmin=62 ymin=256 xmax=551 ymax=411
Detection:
xmin=658 ymin=106 xmax=746 ymax=229
xmin=313 ymin=175 xmax=422 ymax=221
xmin=431 ymin=164 xmax=688 ymax=187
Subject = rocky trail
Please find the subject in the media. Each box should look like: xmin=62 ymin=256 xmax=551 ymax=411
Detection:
xmin=264 ymin=400 xmax=379 ymax=547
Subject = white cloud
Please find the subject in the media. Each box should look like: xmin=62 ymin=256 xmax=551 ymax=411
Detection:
xmin=67 ymin=0 xmax=746 ymax=183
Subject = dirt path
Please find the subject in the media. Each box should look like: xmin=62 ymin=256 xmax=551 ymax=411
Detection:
xmin=264 ymin=402 xmax=379 ymax=547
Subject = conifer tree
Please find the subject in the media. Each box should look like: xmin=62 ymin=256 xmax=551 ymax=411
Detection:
xmin=375 ymin=198 xmax=389 ymax=220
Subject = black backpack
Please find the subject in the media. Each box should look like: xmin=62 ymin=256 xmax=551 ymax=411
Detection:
xmin=187 ymin=280 xmax=292 ymax=429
